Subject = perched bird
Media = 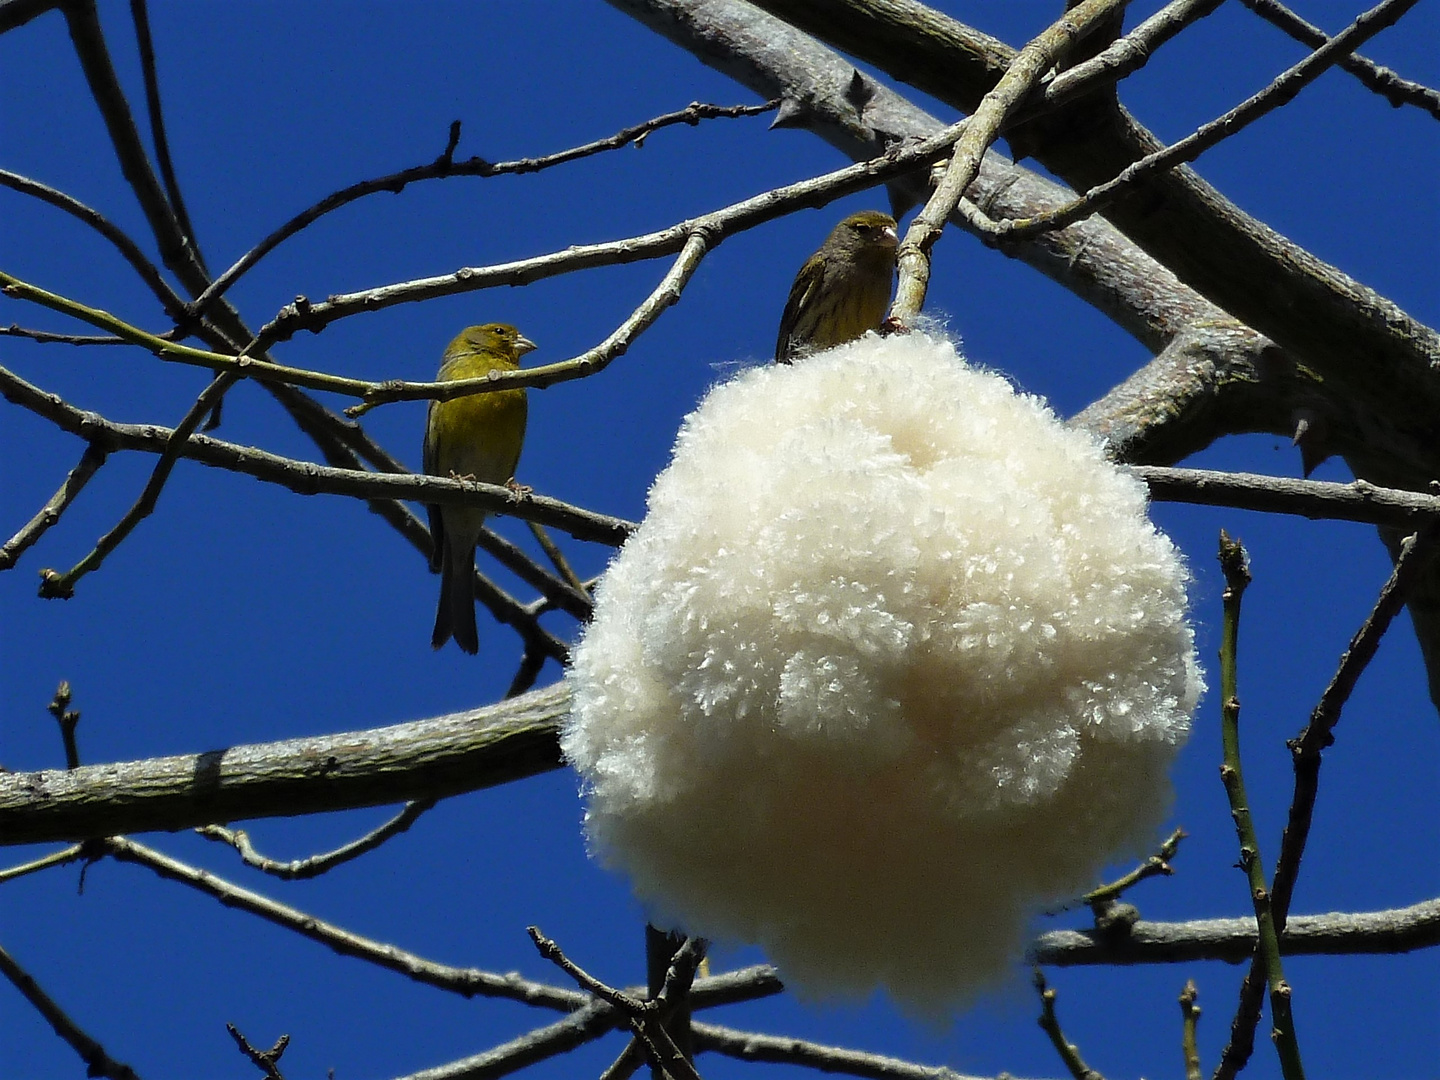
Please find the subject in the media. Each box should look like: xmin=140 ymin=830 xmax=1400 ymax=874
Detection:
xmin=424 ymin=323 xmax=533 ymax=654
xmin=775 ymin=210 xmax=899 ymax=363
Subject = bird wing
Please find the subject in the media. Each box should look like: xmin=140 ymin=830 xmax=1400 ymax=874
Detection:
xmin=423 ymin=399 xmax=446 ymax=573
xmin=775 ymin=254 xmax=827 ymax=362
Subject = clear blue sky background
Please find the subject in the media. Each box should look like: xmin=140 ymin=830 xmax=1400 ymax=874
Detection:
xmin=2 ymin=2 xmax=1437 ymax=1078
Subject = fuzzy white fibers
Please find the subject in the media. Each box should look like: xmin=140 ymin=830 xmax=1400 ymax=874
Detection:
xmin=562 ymin=332 xmax=1202 ymax=1013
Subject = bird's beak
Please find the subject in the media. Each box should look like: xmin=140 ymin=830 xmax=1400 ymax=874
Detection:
xmin=878 ymin=225 xmax=900 ymax=248
xmin=515 ymin=334 xmax=538 ymax=356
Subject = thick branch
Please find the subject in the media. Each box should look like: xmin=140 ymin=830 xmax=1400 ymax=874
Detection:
xmin=1031 ymin=898 xmax=1440 ymax=965
xmin=742 ymin=0 xmax=1440 ymax=411
xmin=0 ymin=683 xmax=569 ymax=845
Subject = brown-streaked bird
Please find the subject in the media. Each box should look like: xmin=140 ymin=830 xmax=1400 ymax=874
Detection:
xmin=424 ymin=323 xmax=533 ymax=654
xmin=775 ymin=210 xmax=899 ymax=364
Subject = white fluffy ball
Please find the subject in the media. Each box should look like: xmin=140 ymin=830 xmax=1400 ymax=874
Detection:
xmin=562 ymin=333 xmax=1201 ymax=1012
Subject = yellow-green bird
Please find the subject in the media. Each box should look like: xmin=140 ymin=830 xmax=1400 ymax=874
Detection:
xmin=775 ymin=210 xmax=899 ymax=364
xmin=424 ymin=323 xmax=533 ymax=654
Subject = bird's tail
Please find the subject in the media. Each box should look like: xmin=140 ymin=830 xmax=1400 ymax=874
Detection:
xmin=433 ymin=542 xmax=479 ymax=654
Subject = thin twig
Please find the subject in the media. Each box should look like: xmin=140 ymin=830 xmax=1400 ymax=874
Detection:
xmin=1181 ymin=981 xmax=1202 ymax=1080
xmin=0 ymin=843 xmax=87 ymax=884
xmin=344 ymin=230 xmax=715 ymax=414
xmin=196 ymin=799 xmax=436 ymax=880
xmin=194 ymin=100 xmax=776 ymax=312
xmin=1042 ymin=827 xmax=1186 ymax=916
xmin=226 ymin=1024 xmax=288 ymax=1080
xmin=505 ymin=647 xmax=550 ymax=700
xmin=693 ymin=1021 xmax=1009 ymax=1080
xmin=988 ymin=0 xmax=1422 ymax=240
xmin=0 ymin=361 xmax=633 ymax=547
xmin=388 ymin=1000 xmax=618 ymax=1080
xmin=480 ymin=526 xmax=593 ymax=619
xmin=0 ymin=444 xmax=107 ymax=571
xmin=1214 ymin=532 xmax=1305 ymax=1080
xmin=1213 ymin=521 xmax=1440 ymax=1079
xmin=890 ymin=0 xmax=1132 ymax=321
xmin=1238 ymin=0 xmax=1440 ymax=118
xmin=104 ymin=837 xmax=588 ymax=1010
xmin=1277 ymin=523 xmax=1440 ymax=920
xmin=129 ymin=0 xmax=205 ymax=273
xmin=528 ymin=927 xmax=705 ymax=1080
xmin=0 ymin=940 xmax=143 ymax=1080
xmin=250 ymin=119 xmax=981 ymax=349
xmin=512 ymin=529 xmax=590 ymax=613
xmin=526 ymin=521 xmax=589 ymax=597
xmin=0 ymin=168 xmax=187 ymax=318
xmin=1033 ymin=970 xmax=1105 ymax=1080
xmin=39 ymin=372 xmax=237 ymax=597
xmin=1017 ymin=0 xmax=1226 ymax=121
xmin=45 ymin=680 xmax=82 ymax=769
xmin=0 ymin=323 xmax=182 ymax=346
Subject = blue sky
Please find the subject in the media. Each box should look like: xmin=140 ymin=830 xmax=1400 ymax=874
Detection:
xmin=1 ymin=2 xmax=1437 ymax=1078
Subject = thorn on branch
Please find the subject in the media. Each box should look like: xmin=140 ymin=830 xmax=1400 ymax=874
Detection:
xmin=845 ymin=68 xmax=876 ymax=114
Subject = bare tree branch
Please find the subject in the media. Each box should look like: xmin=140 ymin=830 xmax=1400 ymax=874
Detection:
xmin=1238 ymin=0 xmax=1440 ymax=118
xmin=0 ymin=442 xmax=107 ymax=570
xmin=103 ymin=836 xmax=589 ymax=1010
xmin=390 ymin=1000 xmax=617 ymax=1080
xmin=982 ymin=0 xmax=1421 ymax=240
xmin=0 ymin=361 xmax=634 ymax=546
xmin=0 ymin=939 xmax=143 ymax=1080
xmin=1030 ymin=898 xmax=1440 ymax=965
xmin=195 ymin=100 xmax=777 ymax=314
xmin=196 ymin=798 xmax=438 ymax=880
xmin=738 ymin=0 xmax=1440 ymax=399
xmin=693 ymin=1021 xmax=1024 ymax=1080
xmin=893 ymin=0 xmax=1134 ymax=322
xmin=0 ymin=682 xmax=570 ymax=845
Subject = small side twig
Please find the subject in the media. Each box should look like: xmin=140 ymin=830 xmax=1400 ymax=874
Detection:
xmin=1181 ymin=980 xmax=1202 ymax=1080
xmin=196 ymin=799 xmax=436 ymax=880
xmin=0 ymin=444 xmax=107 ymax=571
xmin=226 ymin=1023 xmax=289 ymax=1080
xmin=1033 ymin=969 xmax=1105 ymax=1080
xmin=1215 ymin=532 xmax=1305 ymax=1080
xmin=0 ymin=940 xmax=142 ymax=1080
xmin=1045 ymin=826 xmax=1186 ymax=913
xmin=46 ymin=680 xmax=82 ymax=769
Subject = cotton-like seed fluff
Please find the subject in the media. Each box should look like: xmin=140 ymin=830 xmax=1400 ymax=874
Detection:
xmin=561 ymin=332 xmax=1203 ymax=1014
